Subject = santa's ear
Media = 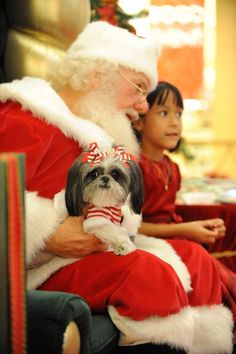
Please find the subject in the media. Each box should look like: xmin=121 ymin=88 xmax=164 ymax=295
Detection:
xmin=89 ymin=68 xmax=101 ymax=89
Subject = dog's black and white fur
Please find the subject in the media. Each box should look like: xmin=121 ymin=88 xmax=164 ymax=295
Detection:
xmin=65 ymin=146 xmax=144 ymax=255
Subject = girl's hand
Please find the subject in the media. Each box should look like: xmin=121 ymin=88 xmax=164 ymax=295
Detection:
xmin=181 ymin=218 xmax=226 ymax=244
xmin=44 ymin=216 xmax=107 ymax=258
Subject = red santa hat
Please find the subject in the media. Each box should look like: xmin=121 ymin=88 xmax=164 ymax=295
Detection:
xmin=66 ymin=21 xmax=160 ymax=90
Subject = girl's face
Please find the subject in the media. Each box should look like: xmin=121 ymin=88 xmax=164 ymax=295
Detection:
xmin=135 ymin=90 xmax=183 ymax=159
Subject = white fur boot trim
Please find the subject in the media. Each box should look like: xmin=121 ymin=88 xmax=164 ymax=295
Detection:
xmin=189 ymin=304 xmax=233 ymax=354
xmin=108 ymin=305 xmax=194 ymax=351
xmin=134 ymin=234 xmax=192 ymax=292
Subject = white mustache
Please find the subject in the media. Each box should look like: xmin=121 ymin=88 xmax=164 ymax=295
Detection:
xmin=124 ymin=108 xmax=139 ymax=121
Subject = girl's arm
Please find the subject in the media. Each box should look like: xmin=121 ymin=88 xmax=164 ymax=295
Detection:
xmin=139 ymin=219 xmax=226 ymax=244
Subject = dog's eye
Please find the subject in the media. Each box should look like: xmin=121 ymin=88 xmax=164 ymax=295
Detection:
xmin=111 ymin=169 xmax=120 ymax=180
xmin=90 ymin=170 xmax=99 ymax=179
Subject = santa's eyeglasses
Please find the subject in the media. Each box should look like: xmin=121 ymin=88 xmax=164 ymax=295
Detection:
xmin=117 ymin=72 xmax=148 ymax=99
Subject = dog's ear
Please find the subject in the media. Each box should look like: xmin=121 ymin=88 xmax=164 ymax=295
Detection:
xmin=127 ymin=160 xmax=144 ymax=214
xmin=65 ymin=159 xmax=85 ymax=216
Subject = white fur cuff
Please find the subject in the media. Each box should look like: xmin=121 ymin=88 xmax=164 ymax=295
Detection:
xmin=108 ymin=305 xmax=194 ymax=351
xmin=189 ymin=304 xmax=233 ymax=354
xmin=108 ymin=304 xmax=233 ymax=354
xmin=25 ymin=191 xmax=64 ymax=265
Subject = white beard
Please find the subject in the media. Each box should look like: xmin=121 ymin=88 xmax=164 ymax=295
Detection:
xmin=78 ymin=88 xmax=140 ymax=156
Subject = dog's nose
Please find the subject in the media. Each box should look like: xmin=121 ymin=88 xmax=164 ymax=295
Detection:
xmin=101 ymin=176 xmax=110 ymax=184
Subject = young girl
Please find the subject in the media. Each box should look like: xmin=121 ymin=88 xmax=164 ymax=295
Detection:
xmin=133 ymin=81 xmax=226 ymax=244
xmin=133 ymin=81 xmax=236 ymax=340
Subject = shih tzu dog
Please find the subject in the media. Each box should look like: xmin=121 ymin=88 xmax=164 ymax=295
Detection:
xmin=65 ymin=142 xmax=144 ymax=255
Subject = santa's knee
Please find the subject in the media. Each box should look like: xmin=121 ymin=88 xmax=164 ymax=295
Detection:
xmin=169 ymin=241 xmax=222 ymax=305
xmin=110 ymin=250 xmax=189 ymax=320
xmin=170 ymin=239 xmax=218 ymax=274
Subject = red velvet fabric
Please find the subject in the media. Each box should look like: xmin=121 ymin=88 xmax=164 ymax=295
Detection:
xmin=138 ymin=153 xmax=182 ymax=224
xmin=0 ymin=101 xmax=82 ymax=198
xmin=169 ymin=239 xmax=222 ymax=306
xmin=177 ymin=204 xmax=236 ymax=273
xmin=39 ymin=247 xmax=222 ymax=320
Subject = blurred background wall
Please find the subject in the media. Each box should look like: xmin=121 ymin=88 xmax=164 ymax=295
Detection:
xmin=214 ymin=0 xmax=236 ymax=177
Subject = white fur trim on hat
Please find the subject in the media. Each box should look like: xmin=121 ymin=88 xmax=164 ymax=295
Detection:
xmin=66 ymin=21 xmax=160 ymax=90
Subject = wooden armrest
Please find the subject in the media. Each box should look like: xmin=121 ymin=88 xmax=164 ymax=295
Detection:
xmin=63 ymin=321 xmax=81 ymax=354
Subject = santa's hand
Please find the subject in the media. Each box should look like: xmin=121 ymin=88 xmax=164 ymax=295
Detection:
xmin=44 ymin=216 xmax=107 ymax=258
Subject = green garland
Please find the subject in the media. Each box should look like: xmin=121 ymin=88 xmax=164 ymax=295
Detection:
xmin=90 ymin=0 xmax=148 ymax=33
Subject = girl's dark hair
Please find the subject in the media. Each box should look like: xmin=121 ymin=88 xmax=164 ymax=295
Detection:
xmin=147 ymin=81 xmax=184 ymax=110
xmin=133 ymin=81 xmax=183 ymax=152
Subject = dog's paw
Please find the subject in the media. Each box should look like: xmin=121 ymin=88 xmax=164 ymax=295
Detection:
xmin=113 ymin=239 xmax=136 ymax=256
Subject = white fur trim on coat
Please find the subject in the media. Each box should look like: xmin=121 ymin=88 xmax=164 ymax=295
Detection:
xmin=189 ymin=305 xmax=233 ymax=354
xmin=108 ymin=305 xmax=195 ymax=351
xmin=134 ymin=234 xmax=192 ymax=293
xmin=0 ymin=77 xmax=113 ymax=150
xmin=27 ymin=256 xmax=78 ymax=290
xmin=25 ymin=192 xmax=64 ymax=266
xmin=26 ymin=190 xmax=80 ymax=289
xmin=108 ymin=304 xmax=233 ymax=354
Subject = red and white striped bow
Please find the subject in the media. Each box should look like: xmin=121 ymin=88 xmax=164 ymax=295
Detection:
xmin=82 ymin=142 xmax=108 ymax=165
xmin=113 ymin=145 xmax=136 ymax=162
xmin=82 ymin=142 xmax=136 ymax=166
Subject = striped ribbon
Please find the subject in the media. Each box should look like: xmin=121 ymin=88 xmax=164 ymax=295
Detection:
xmin=82 ymin=142 xmax=136 ymax=166
xmin=86 ymin=205 xmax=122 ymax=225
